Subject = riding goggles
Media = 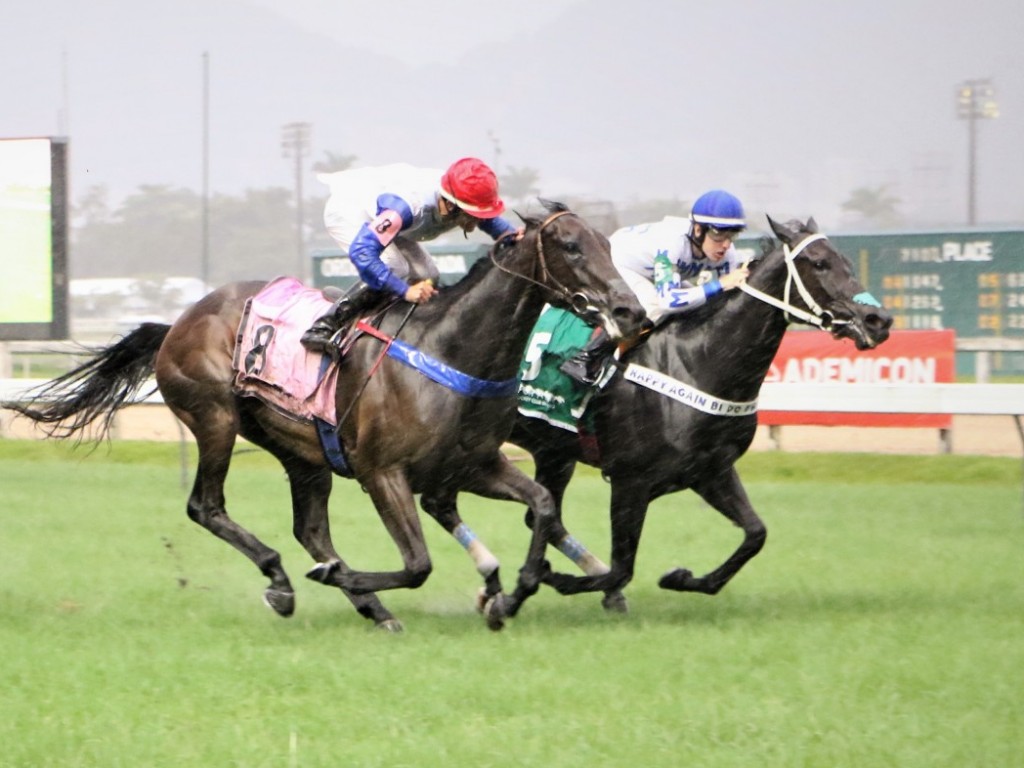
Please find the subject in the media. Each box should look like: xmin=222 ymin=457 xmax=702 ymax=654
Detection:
xmin=707 ymin=226 xmax=745 ymax=243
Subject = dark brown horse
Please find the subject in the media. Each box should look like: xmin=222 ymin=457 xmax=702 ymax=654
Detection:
xmin=503 ymin=216 xmax=893 ymax=612
xmin=6 ymin=201 xmax=644 ymax=631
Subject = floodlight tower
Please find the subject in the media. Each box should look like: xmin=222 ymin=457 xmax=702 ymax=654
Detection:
xmin=956 ymin=79 xmax=998 ymax=226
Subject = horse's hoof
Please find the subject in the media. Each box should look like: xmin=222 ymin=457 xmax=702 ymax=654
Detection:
xmin=475 ymin=587 xmax=489 ymax=614
xmin=658 ymin=568 xmax=696 ymax=592
xmin=375 ymin=618 xmax=404 ymax=633
xmin=601 ymin=591 xmax=629 ymax=614
xmin=262 ymin=588 xmax=295 ymax=617
xmin=483 ymin=593 xmax=508 ymax=632
xmin=305 ymin=560 xmax=340 ymax=584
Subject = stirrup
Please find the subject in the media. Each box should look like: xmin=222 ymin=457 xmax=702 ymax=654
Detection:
xmin=301 ymin=328 xmax=332 ymax=351
xmin=301 ymin=323 xmax=341 ymax=360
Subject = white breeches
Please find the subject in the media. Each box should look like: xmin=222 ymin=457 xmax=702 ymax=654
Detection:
xmin=323 ymin=200 xmax=437 ymax=283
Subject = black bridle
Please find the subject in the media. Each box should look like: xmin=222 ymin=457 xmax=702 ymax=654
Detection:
xmin=488 ymin=210 xmax=600 ymax=315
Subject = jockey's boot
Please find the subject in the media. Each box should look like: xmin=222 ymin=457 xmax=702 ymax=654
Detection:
xmin=558 ymin=327 xmax=616 ymax=386
xmin=301 ymin=283 xmax=379 ymax=355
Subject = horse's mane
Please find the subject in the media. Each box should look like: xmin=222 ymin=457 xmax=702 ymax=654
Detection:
xmin=410 ymin=199 xmax=575 ymax=320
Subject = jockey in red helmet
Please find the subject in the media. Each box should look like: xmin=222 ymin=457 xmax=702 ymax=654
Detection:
xmin=439 ymin=157 xmax=506 ymax=218
xmin=302 ymin=158 xmax=516 ymax=355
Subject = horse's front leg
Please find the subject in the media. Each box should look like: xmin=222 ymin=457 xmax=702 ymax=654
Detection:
xmin=320 ymin=467 xmax=433 ymax=596
xmin=658 ymin=465 xmax=766 ymax=595
xmin=419 ymin=491 xmax=505 ymax=611
xmin=544 ymin=474 xmax=649 ymax=606
xmin=528 ymin=449 xmax=623 ymax=611
xmin=462 ymin=452 xmax=606 ymax=628
xmin=280 ymin=460 xmax=402 ymax=632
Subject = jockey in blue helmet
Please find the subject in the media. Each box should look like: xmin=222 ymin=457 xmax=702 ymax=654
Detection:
xmin=689 ymin=189 xmax=747 ymax=247
xmin=559 ymin=189 xmax=750 ymax=386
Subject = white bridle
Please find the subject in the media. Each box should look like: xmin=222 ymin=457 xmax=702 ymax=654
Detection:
xmin=737 ymin=232 xmax=850 ymax=330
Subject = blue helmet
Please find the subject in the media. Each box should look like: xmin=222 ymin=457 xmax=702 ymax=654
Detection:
xmin=690 ymin=189 xmax=746 ymax=231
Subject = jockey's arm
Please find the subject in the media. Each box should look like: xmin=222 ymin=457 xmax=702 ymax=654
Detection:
xmin=348 ymin=223 xmax=411 ymax=297
xmin=659 ymin=281 xmax=723 ymax=313
xmin=348 ymin=191 xmax=419 ymax=297
xmin=478 ymin=216 xmax=517 ymax=240
xmin=659 ymin=263 xmax=748 ymax=315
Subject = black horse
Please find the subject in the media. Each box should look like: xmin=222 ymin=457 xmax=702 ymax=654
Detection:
xmin=5 ymin=201 xmax=644 ymax=631
xmin=506 ymin=216 xmax=893 ymax=610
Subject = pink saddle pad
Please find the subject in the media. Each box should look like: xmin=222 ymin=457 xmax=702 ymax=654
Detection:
xmin=232 ymin=276 xmax=340 ymax=425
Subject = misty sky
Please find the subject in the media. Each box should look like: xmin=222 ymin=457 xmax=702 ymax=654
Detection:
xmin=248 ymin=0 xmax=583 ymax=66
xmin=3 ymin=0 xmax=1022 ymax=230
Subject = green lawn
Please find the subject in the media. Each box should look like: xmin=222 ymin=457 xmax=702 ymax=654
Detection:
xmin=1 ymin=439 xmax=1020 ymax=767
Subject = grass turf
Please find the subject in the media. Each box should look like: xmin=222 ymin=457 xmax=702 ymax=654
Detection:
xmin=1 ymin=439 xmax=1021 ymax=767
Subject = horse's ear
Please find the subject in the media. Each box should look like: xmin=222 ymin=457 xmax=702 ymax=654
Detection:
xmin=766 ymin=215 xmax=792 ymax=241
xmin=806 ymin=216 xmax=819 ymax=233
xmin=515 ymin=209 xmax=539 ymax=229
xmin=536 ymin=197 xmax=569 ymax=215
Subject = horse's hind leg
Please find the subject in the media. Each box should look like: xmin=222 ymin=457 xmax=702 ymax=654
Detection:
xmin=180 ymin=414 xmax=296 ymax=616
xmin=281 ymin=459 xmax=401 ymax=631
xmin=659 ymin=466 xmax=766 ymax=595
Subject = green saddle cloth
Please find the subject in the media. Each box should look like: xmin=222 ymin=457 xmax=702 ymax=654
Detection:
xmin=517 ymin=305 xmax=600 ymax=433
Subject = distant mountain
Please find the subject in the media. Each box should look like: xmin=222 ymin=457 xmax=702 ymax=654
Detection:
xmin=4 ymin=0 xmax=1022 ymax=226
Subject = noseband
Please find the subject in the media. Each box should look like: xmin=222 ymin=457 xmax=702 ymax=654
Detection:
xmin=489 ymin=210 xmax=596 ymax=312
xmin=738 ymin=232 xmax=850 ymax=330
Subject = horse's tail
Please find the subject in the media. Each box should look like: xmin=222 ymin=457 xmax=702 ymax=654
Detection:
xmin=3 ymin=322 xmax=172 ymax=441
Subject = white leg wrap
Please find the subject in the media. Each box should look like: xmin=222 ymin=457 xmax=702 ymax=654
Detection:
xmin=557 ymin=534 xmax=610 ymax=576
xmin=452 ymin=523 xmax=500 ymax=577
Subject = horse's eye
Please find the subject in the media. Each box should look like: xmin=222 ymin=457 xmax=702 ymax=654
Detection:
xmin=563 ymin=241 xmax=583 ymax=260
xmin=812 ymin=259 xmax=828 ymax=270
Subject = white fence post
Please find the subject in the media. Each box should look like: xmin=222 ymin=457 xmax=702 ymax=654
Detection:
xmin=0 ymin=342 xmax=11 ymax=379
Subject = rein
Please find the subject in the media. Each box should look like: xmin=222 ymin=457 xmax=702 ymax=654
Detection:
xmin=738 ymin=232 xmax=850 ymax=330
xmin=489 ymin=210 xmax=597 ymax=314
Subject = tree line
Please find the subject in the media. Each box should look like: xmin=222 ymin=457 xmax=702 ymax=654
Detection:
xmin=69 ymin=152 xmax=901 ymax=285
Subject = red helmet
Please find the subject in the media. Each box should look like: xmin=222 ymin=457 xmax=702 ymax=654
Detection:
xmin=439 ymin=157 xmax=505 ymax=219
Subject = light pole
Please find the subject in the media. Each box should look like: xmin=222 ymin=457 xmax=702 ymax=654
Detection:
xmin=281 ymin=122 xmax=311 ymax=281
xmin=956 ymin=78 xmax=998 ymax=226
xmin=201 ymin=52 xmax=210 ymax=288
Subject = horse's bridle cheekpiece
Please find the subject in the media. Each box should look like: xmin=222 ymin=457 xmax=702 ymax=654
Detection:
xmin=738 ymin=232 xmax=849 ymax=330
xmin=490 ymin=210 xmax=597 ymax=316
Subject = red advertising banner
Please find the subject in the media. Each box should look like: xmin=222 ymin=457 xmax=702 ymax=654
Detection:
xmin=758 ymin=330 xmax=956 ymax=427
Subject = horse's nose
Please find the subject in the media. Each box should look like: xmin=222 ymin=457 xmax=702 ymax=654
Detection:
xmin=868 ymin=310 xmax=893 ymax=342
